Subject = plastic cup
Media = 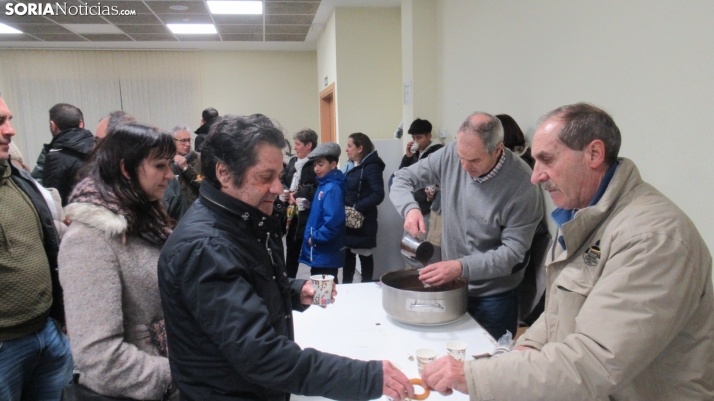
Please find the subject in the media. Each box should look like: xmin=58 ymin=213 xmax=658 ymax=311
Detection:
xmin=310 ymin=274 xmax=334 ymax=306
xmin=296 ymin=197 xmax=307 ymax=211
xmin=410 ymin=141 xmax=420 ymax=153
xmin=446 ymin=341 xmax=467 ymax=362
xmin=279 ymin=190 xmax=289 ymax=202
xmin=415 ymin=348 xmax=437 ymax=375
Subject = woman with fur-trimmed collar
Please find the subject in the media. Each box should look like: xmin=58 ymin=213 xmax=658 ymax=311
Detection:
xmin=59 ymin=124 xmax=177 ymax=400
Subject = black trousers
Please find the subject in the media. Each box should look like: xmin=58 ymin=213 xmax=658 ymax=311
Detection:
xmin=343 ymin=249 xmax=375 ymax=283
xmin=309 ymin=267 xmax=339 ymax=284
xmin=285 ymin=219 xmax=303 ymax=279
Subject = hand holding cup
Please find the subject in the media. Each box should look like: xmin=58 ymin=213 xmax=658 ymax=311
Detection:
xmin=310 ymin=274 xmax=335 ymax=307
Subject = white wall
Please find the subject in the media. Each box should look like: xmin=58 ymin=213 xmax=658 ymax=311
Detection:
xmin=0 ymin=50 xmax=201 ymax=167
xmin=316 ymin=11 xmax=338 ymax=93
xmin=334 ymin=7 xmax=402 ymax=149
xmin=198 ymin=51 xmax=319 ymax=136
xmin=437 ymin=0 xmax=714 ymax=270
xmin=401 ymin=0 xmax=440 ymax=137
xmin=0 ymin=49 xmax=319 ymax=165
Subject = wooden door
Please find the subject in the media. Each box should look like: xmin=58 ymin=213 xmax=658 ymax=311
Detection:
xmin=319 ymin=83 xmax=336 ymax=144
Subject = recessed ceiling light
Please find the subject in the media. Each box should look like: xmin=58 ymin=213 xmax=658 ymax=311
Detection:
xmin=207 ymin=1 xmax=262 ymax=15
xmin=62 ymin=24 xmax=123 ymax=34
xmin=167 ymin=24 xmax=217 ymax=34
xmin=0 ymin=23 xmax=22 ymax=34
xmin=169 ymin=5 xmax=189 ymax=11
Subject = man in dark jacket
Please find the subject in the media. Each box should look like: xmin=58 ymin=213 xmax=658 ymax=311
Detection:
xmin=42 ymin=103 xmax=95 ymax=205
xmin=0 ymin=95 xmax=73 ymax=400
xmin=169 ymin=125 xmax=202 ymax=206
xmin=158 ymin=115 xmax=413 ymax=401
xmin=398 ymin=118 xmax=443 ymax=215
xmin=193 ymin=106 xmax=218 ymax=152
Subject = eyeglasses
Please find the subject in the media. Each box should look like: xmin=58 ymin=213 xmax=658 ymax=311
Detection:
xmin=174 ymin=139 xmax=191 ymax=144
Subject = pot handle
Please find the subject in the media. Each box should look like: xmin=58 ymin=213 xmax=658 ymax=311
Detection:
xmin=407 ymin=299 xmax=445 ymax=312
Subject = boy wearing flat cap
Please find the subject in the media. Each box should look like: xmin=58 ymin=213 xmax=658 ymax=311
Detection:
xmin=299 ymin=142 xmax=346 ymax=281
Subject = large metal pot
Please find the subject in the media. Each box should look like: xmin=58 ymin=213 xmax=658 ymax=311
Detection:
xmin=381 ymin=269 xmax=468 ymax=325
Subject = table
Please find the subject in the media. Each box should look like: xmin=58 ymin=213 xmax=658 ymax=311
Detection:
xmin=292 ymin=282 xmax=496 ymax=401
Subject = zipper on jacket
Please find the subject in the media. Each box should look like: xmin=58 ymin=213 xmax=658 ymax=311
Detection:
xmin=265 ymin=232 xmax=275 ymax=266
xmin=310 ymin=227 xmax=314 ymax=261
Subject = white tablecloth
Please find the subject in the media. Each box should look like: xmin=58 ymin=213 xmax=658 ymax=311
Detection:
xmin=292 ymin=282 xmax=496 ymax=401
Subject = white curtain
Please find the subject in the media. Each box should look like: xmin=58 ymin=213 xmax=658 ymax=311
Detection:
xmin=0 ymin=50 xmax=201 ymax=168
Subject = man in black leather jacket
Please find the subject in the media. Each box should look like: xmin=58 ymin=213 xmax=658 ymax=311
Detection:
xmin=42 ymin=103 xmax=94 ymax=205
xmin=158 ymin=115 xmax=413 ymax=401
xmin=193 ymin=107 xmax=218 ymax=152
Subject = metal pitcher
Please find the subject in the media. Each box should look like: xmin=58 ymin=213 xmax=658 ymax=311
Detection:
xmin=400 ymin=233 xmax=435 ymax=266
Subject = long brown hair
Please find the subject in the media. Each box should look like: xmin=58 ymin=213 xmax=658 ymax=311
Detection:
xmin=348 ymin=132 xmax=374 ymax=161
xmin=87 ymin=123 xmax=176 ymax=237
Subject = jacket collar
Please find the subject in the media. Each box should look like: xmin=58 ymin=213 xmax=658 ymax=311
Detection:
xmin=553 ymin=158 xmax=642 ymax=261
xmin=0 ymin=159 xmax=9 ymax=182
xmin=199 ymin=181 xmax=280 ymax=236
xmin=418 ymin=142 xmax=441 ymax=159
xmin=346 ymin=151 xmax=383 ymax=174
xmin=552 ymin=160 xmax=619 ymax=249
xmin=316 ymin=168 xmax=344 ymax=185
xmin=64 ymin=202 xmax=128 ymax=238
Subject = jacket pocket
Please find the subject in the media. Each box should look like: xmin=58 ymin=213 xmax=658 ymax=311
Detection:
xmin=554 ymin=285 xmax=588 ymax=341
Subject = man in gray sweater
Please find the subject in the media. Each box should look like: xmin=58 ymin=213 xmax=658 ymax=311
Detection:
xmin=390 ymin=112 xmax=543 ymax=339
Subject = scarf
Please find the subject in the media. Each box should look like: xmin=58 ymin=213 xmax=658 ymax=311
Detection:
xmin=69 ymin=177 xmax=172 ymax=245
xmin=342 ymin=160 xmax=355 ymax=174
xmin=290 ymin=157 xmax=309 ymax=191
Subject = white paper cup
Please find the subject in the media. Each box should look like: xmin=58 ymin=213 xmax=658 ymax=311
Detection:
xmin=416 ymin=348 xmax=437 ymax=375
xmin=279 ymin=190 xmax=289 ymax=202
xmin=410 ymin=141 xmax=420 ymax=153
xmin=296 ymin=197 xmax=307 ymax=211
xmin=310 ymin=274 xmax=334 ymax=306
xmin=446 ymin=341 xmax=467 ymax=362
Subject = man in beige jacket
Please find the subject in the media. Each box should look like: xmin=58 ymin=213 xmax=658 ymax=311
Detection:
xmin=422 ymin=103 xmax=714 ymax=400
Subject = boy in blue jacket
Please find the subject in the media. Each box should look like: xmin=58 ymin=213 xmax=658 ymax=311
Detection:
xmin=299 ymin=142 xmax=346 ymax=282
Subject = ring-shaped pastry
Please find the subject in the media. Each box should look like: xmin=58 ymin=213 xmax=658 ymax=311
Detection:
xmin=409 ymin=378 xmax=430 ymax=400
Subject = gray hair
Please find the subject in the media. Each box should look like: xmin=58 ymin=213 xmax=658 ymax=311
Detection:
xmin=292 ymin=128 xmax=318 ymax=150
xmin=170 ymin=125 xmax=191 ymax=137
xmin=540 ymin=102 xmax=621 ymax=165
xmin=103 ymin=111 xmax=136 ymax=137
xmin=458 ymin=112 xmax=504 ymax=154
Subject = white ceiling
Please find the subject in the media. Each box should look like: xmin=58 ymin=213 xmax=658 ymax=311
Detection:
xmin=0 ymin=0 xmax=401 ymax=51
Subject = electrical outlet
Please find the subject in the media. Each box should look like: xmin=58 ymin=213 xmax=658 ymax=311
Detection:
xmin=438 ymin=129 xmax=447 ymax=138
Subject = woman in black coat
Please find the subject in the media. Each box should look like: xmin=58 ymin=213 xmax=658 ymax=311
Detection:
xmin=342 ymin=133 xmax=385 ymax=283
xmin=281 ymin=129 xmax=318 ymax=278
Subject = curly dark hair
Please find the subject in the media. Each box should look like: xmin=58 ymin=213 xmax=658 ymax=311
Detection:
xmin=201 ymin=115 xmax=286 ymax=189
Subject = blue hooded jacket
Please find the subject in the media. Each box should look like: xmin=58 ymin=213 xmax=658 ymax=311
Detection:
xmin=298 ymin=168 xmax=346 ymax=268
